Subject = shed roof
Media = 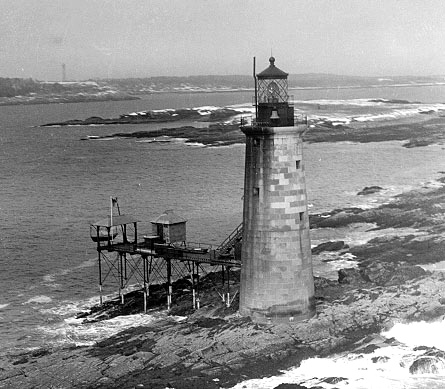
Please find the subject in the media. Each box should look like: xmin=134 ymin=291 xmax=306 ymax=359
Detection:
xmin=257 ymin=57 xmax=288 ymax=79
xmin=91 ymin=214 xmax=139 ymax=227
xmin=151 ymin=210 xmax=187 ymax=225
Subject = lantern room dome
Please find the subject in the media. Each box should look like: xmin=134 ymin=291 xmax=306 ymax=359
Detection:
xmin=257 ymin=57 xmax=288 ymax=79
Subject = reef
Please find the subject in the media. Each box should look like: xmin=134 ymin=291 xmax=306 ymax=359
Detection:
xmin=84 ymin=123 xmax=245 ymax=147
xmin=41 ymin=107 xmax=243 ymax=127
xmin=50 ymin=110 xmax=445 ymax=149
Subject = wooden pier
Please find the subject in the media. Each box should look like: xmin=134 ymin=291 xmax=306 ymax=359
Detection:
xmin=90 ymin=212 xmax=242 ymax=312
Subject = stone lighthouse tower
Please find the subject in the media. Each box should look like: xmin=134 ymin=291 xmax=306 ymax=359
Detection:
xmin=239 ymin=57 xmax=315 ymax=323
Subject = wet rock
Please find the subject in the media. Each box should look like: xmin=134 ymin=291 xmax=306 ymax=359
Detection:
xmin=309 ymin=208 xmax=365 ymax=229
xmin=314 ymin=276 xmax=339 ymax=289
xmin=357 ymin=186 xmax=383 ymax=196
xmin=338 ymin=268 xmax=366 ymax=285
xmin=11 ymin=357 xmax=28 ymax=365
xmin=409 ymin=349 xmax=445 ymax=374
xmin=351 ymin=344 xmax=380 ymax=354
xmin=361 ymin=263 xmax=427 ymax=286
xmin=372 ymin=356 xmax=390 ymax=363
xmin=321 ymin=376 xmax=348 ymax=384
xmin=404 ymin=139 xmax=434 ymax=148
xmin=192 ymin=317 xmax=226 ymax=328
xmin=312 ymin=241 xmax=349 ymax=254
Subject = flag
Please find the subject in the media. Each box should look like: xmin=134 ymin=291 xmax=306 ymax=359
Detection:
xmin=111 ymin=197 xmax=118 ymax=206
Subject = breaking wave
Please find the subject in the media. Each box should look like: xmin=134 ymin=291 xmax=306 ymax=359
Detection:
xmin=25 ymin=295 xmax=53 ymax=304
xmin=37 ymin=312 xmax=165 ymax=347
xmin=232 ymin=319 xmax=445 ymax=389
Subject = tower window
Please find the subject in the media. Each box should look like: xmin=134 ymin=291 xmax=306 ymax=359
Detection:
xmin=296 ymin=160 xmax=301 ymax=169
xmin=253 ymin=138 xmax=260 ymax=147
xmin=299 ymin=212 xmax=305 ymax=222
xmin=253 ymin=187 xmax=260 ymax=196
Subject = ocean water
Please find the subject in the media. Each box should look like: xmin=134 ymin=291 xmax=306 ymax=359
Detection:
xmin=1 ymin=86 xmax=445 ymax=386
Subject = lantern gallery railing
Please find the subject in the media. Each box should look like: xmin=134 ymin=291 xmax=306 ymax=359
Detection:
xmin=240 ymin=114 xmax=308 ymax=128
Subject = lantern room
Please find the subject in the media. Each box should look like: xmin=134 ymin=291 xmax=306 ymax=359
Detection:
xmin=150 ymin=210 xmax=187 ymax=244
xmin=256 ymin=57 xmax=294 ymax=127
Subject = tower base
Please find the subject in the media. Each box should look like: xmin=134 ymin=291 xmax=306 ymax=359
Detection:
xmin=241 ymin=300 xmax=316 ymax=324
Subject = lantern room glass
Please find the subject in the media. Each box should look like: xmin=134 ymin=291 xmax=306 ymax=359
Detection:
xmin=257 ymin=78 xmax=289 ymax=104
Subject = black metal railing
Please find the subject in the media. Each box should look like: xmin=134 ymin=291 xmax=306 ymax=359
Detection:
xmin=240 ymin=114 xmax=308 ymax=128
xmin=216 ymin=222 xmax=243 ymax=254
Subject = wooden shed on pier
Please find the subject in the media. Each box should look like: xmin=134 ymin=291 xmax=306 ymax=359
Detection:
xmin=151 ymin=210 xmax=187 ymax=244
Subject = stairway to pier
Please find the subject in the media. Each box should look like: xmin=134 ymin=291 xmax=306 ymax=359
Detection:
xmin=216 ymin=222 xmax=243 ymax=257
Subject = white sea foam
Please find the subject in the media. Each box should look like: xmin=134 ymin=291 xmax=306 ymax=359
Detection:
xmin=38 ymin=311 xmax=174 ymax=347
xmin=195 ymin=105 xmax=219 ymax=113
xmin=227 ymin=104 xmax=255 ymax=113
xmin=126 ymin=104 xmax=253 ymax=121
xmin=39 ymin=295 xmax=102 ymax=317
xmin=206 ymin=143 xmax=244 ymax=149
xmin=184 ymin=142 xmax=206 ymax=147
xmin=95 ymin=137 xmax=118 ymax=141
xmin=42 ymin=274 xmax=56 ymax=283
xmin=421 ymin=260 xmax=445 ymax=272
xmin=312 ymin=253 xmax=359 ymax=280
xmin=301 ymin=99 xmax=445 ymax=124
xmin=42 ymin=257 xmax=97 ymax=287
xmin=231 ymin=322 xmax=445 ymax=388
xmin=0 ymin=303 xmax=10 ymax=309
xmin=293 ymin=98 xmax=387 ymax=107
xmin=383 ymin=319 xmax=445 ymax=350
xmin=25 ymin=295 xmax=53 ymax=304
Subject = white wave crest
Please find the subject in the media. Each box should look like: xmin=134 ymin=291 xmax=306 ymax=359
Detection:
xmin=185 ymin=142 xmax=206 ymax=147
xmin=231 ymin=324 xmax=445 ymax=389
xmin=293 ymin=98 xmax=390 ymax=107
xmin=38 ymin=311 xmax=174 ymax=347
xmin=383 ymin=319 xmax=445 ymax=350
xmin=25 ymin=295 xmax=53 ymax=304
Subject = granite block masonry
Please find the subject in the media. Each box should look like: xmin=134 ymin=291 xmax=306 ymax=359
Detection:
xmin=239 ymin=57 xmax=315 ymax=322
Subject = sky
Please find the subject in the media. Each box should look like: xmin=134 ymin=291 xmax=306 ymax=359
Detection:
xmin=1 ymin=0 xmax=445 ymax=80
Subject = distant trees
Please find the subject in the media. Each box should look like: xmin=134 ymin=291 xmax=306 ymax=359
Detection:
xmin=0 ymin=78 xmax=101 ymax=98
xmin=101 ymin=75 xmax=254 ymax=92
xmin=0 ymin=78 xmax=41 ymax=97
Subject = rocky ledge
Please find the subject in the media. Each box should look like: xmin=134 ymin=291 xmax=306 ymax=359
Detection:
xmin=39 ymin=103 xmax=445 ymax=149
xmin=41 ymin=107 xmax=244 ymax=127
xmin=2 ymin=180 xmax=445 ymax=388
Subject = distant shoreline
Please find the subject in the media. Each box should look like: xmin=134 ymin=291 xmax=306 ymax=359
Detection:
xmin=0 ymin=94 xmax=140 ymax=107
xmin=2 ymin=82 xmax=445 ymax=107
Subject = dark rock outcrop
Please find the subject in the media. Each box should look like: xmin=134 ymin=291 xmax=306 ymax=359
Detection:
xmin=409 ymin=348 xmax=445 ymax=374
xmin=312 ymin=240 xmax=349 ymax=254
xmin=357 ymin=186 xmax=383 ymax=196
xmin=360 ymin=262 xmax=428 ymax=286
